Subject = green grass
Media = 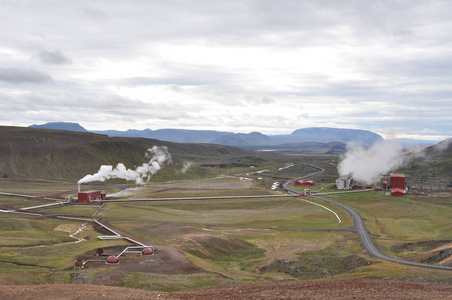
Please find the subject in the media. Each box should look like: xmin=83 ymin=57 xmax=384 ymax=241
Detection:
xmin=99 ymin=197 xmax=345 ymax=229
xmin=0 ymin=218 xmax=71 ymax=247
xmin=181 ymin=235 xmax=266 ymax=271
xmin=1 ymin=169 xmax=451 ymax=288
xmin=123 ymin=273 xmax=227 ymax=292
xmin=327 ymin=191 xmax=452 ymax=259
xmin=0 ymin=218 xmax=129 ymax=277
xmin=289 ymin=183 xmax=336 ymax=193
xmin=44 ymin=204 xmax=100 ymax=216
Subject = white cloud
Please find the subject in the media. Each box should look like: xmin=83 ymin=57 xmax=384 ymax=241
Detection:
xmin=0 ymin=0 xmax=450 ymax=139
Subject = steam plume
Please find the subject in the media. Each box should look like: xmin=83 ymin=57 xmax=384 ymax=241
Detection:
xmin=77 ymin=146 xmax=172 ymax=185
xmin=338 ymin=141 xmax=404 ymax=184
xmin=181 ymin=161 xmax=192 ymax=174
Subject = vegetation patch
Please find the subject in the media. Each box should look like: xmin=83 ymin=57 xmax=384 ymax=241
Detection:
xmin=259 ymin=255 xmax=370 ymax=279
xmin=123 ymin=273 xmax=225 ymax=292
xmin=391 ymin=239 xmax=452 ymax=253
xmin=181 ymin=235 xmax=265 ymax=270
xmin=423 ymin=250 xmax=452 ymax=264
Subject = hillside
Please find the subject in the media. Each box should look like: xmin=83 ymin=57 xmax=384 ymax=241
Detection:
xmin=400 ymin=139 xmax=452 ymax=188
xmin=0 ymin=126 xmax=257 ymax=182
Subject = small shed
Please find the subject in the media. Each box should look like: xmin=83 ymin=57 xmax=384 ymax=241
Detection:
xmin=294 ymin=180 xmax=305 ymax=186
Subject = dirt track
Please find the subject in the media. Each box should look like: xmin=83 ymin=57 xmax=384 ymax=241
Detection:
xmin=1 ymin=279 xmax=452 ymax=299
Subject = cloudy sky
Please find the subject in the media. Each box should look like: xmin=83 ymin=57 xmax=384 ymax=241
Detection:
xmin=0 ymin=0 xmax=451 ymax=140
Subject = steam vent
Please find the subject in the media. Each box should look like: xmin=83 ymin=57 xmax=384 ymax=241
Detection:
xmin=106 ymin=255 xmax=119 ymax=264
xmin=142 ymin=247 xmax=154 ymax=256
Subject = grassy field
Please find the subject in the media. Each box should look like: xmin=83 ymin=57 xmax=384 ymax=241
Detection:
xmin=99 ymin=197 xmax=349 ymax=229
xmin=0 ymin=216 xmax=130 ymax=284
xmin=0 ymin=169 xmax=451 ymax=289
xmin=327 ymin=191 xmax=452 ymax=261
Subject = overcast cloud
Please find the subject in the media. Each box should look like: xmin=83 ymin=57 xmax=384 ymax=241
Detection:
xmin=0 ymin=0 xmax=451 ymax=140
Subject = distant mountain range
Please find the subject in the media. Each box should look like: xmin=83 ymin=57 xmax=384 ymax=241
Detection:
xmin=29 ymin=122 xmax=385 ymax=152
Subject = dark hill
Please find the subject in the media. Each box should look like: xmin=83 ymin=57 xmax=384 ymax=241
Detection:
xmin=0 ymin=126 xmax=256 ymax=181
xmin=400 ymin=139 xmax=452 ymax=188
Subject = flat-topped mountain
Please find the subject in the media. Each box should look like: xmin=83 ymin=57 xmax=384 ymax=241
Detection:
xmin=30 ymin=122 xmax=88 ymax=132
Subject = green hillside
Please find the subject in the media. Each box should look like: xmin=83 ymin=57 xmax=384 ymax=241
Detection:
xmin=400 ymin=139 xmax=452 ymax=188
xmin=0 ymin=126 xmax=259 ymax=181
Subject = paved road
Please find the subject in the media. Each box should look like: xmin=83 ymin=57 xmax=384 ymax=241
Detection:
xmin=283 ymin=164 xmax=452 ymax=271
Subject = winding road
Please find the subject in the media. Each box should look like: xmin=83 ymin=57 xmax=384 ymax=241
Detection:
xmin=283 ymin=163 xmax=452 ymax=271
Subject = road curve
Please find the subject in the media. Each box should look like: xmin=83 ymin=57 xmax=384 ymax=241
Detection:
xmin=282 ymin=164 xmax=452 ymax=271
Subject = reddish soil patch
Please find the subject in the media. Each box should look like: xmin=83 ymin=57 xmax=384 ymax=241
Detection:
xmin=86 ymin=219 xmax=204 ymax=274
xmin=1 ymin=279 xmax=452 ymax=299
xmin=78 ymin=244 xmax=202 ymax=275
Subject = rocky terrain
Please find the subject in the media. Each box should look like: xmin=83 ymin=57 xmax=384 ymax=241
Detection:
xmin=2 ymin=279 xmax=452 ymax=299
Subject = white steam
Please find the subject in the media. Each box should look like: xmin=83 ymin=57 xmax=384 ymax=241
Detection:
xmin=181 ymin=161 xmax=192 ymax=174
xmin=338 ymin=141 xmax=404 ymax=184
xmin=77 ymin=146 xmax=172 ymax=185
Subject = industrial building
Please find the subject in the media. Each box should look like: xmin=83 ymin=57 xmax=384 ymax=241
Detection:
xmin=77 ymin=190 xmax=106 ymax=203
xmin=390 ymin=173 xmax=406 ymax=196
xmin=295 ymin=180 xmax=314 ymax=186
xmin=336 ymin=176 xmax=353 ymax=190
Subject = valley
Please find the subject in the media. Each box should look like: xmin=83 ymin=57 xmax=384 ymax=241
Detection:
xmin=0 ymin=126 xmax=451 ymax=299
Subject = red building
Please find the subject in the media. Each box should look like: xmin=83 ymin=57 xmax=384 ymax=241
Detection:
xmin=390 ymin=174 xmax=406 ymax=196
xmin=294 ymin=180 xmax=305 ymax=186
xmin=391 ymin=188 xmax=405 ymax=196
xmin=77 ymin=190 xmax=106 ymax=203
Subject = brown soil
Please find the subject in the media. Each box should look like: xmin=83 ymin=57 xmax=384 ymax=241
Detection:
xmin=2 ymin=279 xmax=452 ymax=299
xmin=78 ymin=220 xmax=204 ymax=276
xmin=114 ymin=245 xmax=203 ymax=274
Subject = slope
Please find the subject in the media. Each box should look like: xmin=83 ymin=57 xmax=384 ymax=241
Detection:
xmin=0 ymin=126 xmax=257 ymax=182
xmin=400 ymin=139 xmax=452 ymax=188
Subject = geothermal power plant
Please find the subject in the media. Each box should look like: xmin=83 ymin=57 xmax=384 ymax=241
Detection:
xmin=336 ymin=173 xmax=407 ymax=196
